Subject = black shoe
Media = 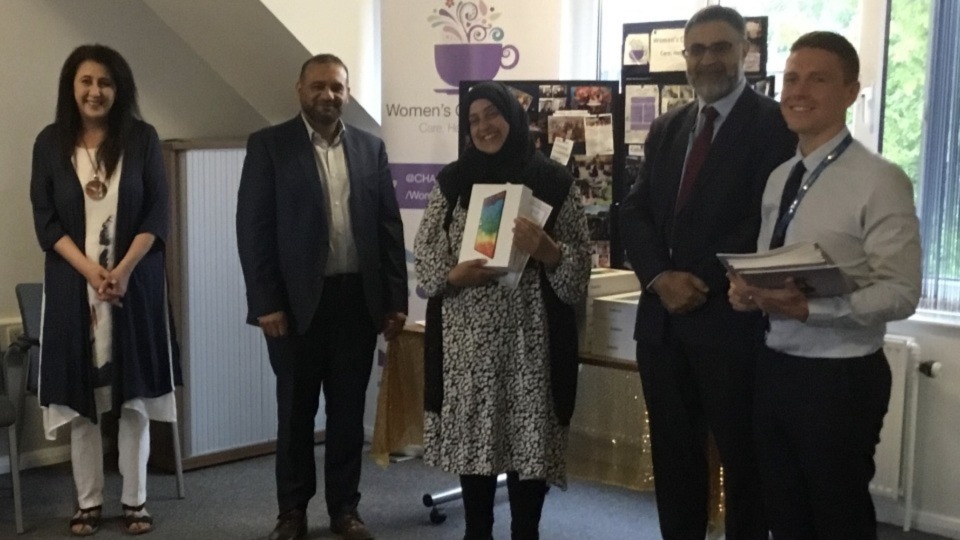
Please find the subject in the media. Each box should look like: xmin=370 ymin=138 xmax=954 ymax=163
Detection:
xmin=330 ymin=511 xmax=374 ymax=539
xmin=268 ymin=509 xmax=307 ymax=540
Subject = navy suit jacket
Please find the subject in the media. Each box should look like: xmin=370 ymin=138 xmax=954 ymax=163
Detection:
xmin=619 ymin=87 xmax=796 ymax=345
xmin=236 ymin=116 xmax=407 ymax=335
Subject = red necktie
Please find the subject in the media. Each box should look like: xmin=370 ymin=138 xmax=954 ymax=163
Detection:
xmin=676 ymin=106 xmax=719 ymax=212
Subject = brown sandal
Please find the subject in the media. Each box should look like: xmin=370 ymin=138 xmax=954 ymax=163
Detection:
xmin=122 ymin=503 xmax=154 ymax=535
xmin=69 ymin=505 xmax=102 ymax=536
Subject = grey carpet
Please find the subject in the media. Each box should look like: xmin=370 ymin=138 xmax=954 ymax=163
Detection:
xmin=0 ymin=445 xmax=948 ymax=539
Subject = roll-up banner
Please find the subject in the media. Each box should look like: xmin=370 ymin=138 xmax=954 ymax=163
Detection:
xmin=382 ymin=0 xmax=563 ymax=319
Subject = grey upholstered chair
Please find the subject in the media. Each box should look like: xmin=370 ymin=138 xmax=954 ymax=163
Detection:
xmin=1 ymin=328 xmax=26 ymax=533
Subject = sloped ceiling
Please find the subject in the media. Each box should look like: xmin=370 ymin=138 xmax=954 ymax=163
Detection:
xmin=141 ymin=0 xmax=380 ymax=134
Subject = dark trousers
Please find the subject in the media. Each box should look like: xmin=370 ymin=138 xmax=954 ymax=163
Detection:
xmin=266 ymin=274 xmax=377 ymax=519
xmin=636 ymin=332 xmax=766 ymax=540
xmin=460 ymin=473 xmax=547 ymax=540
xmin=756 ymin=346 xmax=891 ymax=539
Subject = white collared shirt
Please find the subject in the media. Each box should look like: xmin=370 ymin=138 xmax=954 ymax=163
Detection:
xmin=691 ymin=77 xmax=747 ymax=145
xmin=673 ymin=78 xmax=749 ymax=198
xmin=758 ymin=128 xmax=922 ymax=358
xmin=302 ymin=114 xmax=359 ymax=275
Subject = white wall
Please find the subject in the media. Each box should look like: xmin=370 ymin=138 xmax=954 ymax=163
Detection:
xmin=0 ymin=0 xmax=267 ymax=321
xmin=140 ymin=0 xmax=381 ymax=135
xmin=261 ymin=0 xmax=382 ymax=123
xmin=0 ymin=3 xmax=957 ymax=538
xmin=0 ymin=0 xmax=388 ymax=471
xmin=0 ymin=0 xmax=268 ymax=464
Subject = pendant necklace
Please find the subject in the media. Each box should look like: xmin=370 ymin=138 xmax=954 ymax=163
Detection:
xmin=82 ymin=145 xmax=108 ymax=200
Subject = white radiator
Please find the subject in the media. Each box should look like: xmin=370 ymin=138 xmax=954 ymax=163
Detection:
xmin=871 ymin=334 xmax=920 ymax=500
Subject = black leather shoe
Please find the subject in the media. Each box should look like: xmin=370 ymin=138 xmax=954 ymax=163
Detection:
xmin=330 ymin=511 xmax=374 ymax=539
xmin=267 ymin=509 xmax=307 ymax=540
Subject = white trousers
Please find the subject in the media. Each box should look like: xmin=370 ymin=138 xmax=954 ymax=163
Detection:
xmin=70 ymin=407 xmax=149 ymax=509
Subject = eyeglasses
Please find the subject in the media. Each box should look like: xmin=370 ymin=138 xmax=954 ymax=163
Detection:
xmin=682 ymin=41 xmax=735 ymax=59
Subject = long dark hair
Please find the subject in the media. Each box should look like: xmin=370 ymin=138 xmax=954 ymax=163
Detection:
xmin=55 ymin=44 xmax=141 ymax=179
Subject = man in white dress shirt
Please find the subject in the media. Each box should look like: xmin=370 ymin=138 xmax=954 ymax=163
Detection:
xmin=729 ymin=32 xmax=922 ymax=537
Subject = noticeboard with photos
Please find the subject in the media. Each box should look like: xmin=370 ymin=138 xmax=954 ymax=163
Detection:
xmin=459 ymin=80 xmax=624 ymax=269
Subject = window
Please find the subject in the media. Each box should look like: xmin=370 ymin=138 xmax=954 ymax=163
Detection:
xmin=582 ymin=0 xmax=959 ymax=313
xmin=881 ymin=0 xmax=930 ymax=194
xmin=903 ymin=0 xmax=960 ymax=312
xmin=719 ymin=0 xmax=860 ymax=97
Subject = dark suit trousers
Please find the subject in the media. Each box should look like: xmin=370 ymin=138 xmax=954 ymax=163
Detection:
xmin=266 ymin=274 xmax=377 ymax=518
xmin=756 ymin=346 xmax=891 ymax=539
xmin=636 ymin=324 xmax=766 ymax=540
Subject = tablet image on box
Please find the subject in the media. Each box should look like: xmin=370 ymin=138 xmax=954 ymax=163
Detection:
xmin=475 ymin=190 xmax=506 ymax=258
xmin=458 ymin=183 xmax=534 ymax=270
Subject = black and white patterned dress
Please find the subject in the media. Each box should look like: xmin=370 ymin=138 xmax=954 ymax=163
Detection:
xmin=414 ymin=183 xmax=590 ymax=487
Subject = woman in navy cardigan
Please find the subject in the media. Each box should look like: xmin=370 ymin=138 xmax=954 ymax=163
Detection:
xmin=29 ymin=44 xmax=180 ymax=536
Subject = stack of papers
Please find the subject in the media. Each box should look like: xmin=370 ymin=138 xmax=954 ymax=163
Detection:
xmin=718 ymin=242 xmax=853 ymax=297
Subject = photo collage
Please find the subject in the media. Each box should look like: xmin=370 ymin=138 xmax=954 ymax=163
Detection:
xmin=500 ymin=81 xmax=618 ymax=268
xmin=623 ymin=84 xmax=697 ymax=146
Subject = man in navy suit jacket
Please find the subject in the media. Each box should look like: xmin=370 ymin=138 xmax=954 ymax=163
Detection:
xmin=619 ymin=7 xmax=795 ymax=539
xmin=236 ymin=54 xmax=407 ymax=540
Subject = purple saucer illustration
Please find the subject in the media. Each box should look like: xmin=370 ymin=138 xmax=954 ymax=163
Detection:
xmin=428 ymin=0 xmax=519 ymax=93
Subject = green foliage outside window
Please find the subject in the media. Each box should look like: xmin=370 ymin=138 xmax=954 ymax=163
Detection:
xmin=725 ymin=0 xmax=857 ymax=71
xmin=881 ymin=0 xmax=932 ymax=192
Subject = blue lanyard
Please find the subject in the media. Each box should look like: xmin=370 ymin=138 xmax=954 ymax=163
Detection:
xmin=771 ymin=134 xmax=854 ymax=243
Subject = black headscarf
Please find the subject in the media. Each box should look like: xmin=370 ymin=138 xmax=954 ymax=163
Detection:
xmin=454 ymin=81 xmax=535 ymax=206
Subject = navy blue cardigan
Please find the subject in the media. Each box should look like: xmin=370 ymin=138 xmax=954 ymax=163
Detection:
xmin=30 ymin=120 xmax=181 ymax=421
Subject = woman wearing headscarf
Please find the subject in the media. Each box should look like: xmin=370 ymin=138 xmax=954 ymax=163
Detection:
xmin=30 ymin=44 xmax=180 ymax=536
xmin=414 ymin=82 xmax=590 ymax=540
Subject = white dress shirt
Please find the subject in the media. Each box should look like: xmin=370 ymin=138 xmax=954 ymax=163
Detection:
xmin=757 ymin=128 xmax=922 ymax=358
xmin=302 ymin=114 xmax=360 ymax=275
xmin=689 ymin=77 xmax=747 ymax=148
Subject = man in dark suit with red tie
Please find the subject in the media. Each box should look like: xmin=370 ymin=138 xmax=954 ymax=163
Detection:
xmin=619 ymin=6 xmax=795 ymax=538
xmin=236 ymin=54 xmax=407 ymax=540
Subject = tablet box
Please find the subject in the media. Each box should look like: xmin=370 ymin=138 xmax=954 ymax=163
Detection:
xmin=458 ymin=184 xmax=533 ymax=271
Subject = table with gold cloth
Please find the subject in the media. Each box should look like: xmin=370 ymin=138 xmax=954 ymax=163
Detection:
xmin=372 ymin=325 xmax=724 ymax=535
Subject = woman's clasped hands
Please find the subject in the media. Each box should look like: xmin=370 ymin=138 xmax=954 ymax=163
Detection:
xmin=84 ymin=261 xmax=131 ymax=307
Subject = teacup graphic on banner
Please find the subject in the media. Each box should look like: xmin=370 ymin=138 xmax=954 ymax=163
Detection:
xmin=434 ymin=43 xmax=519 ymax=89
xmin=623 ymin=33 xmax=650 ymax=66
xmin=428 ymin=0 xmax=519 ymax=94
